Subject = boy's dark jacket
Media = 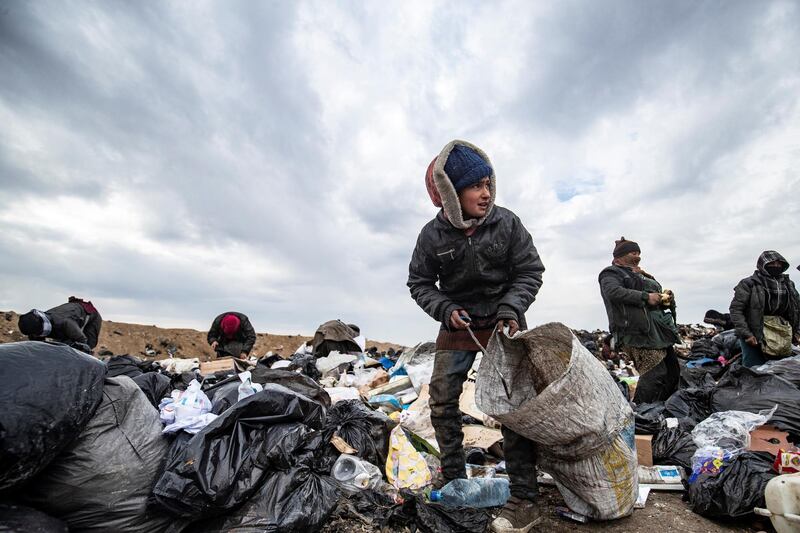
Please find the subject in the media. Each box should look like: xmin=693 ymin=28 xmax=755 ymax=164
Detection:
xmin=207 ymin=312 xmax=257 ymax=354
xmin=407 ymin=140 xmax=544 ymax=328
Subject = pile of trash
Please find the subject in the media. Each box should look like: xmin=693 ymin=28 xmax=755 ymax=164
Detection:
xmin=2 ymin=315 xmax=800 ymax=532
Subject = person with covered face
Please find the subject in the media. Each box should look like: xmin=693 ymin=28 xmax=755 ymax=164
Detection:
xmin=207 ymin=312 xmax=257 ymax=359
xmin=17 ymin=297 xmax=102 ymax=353
xmin=729 ymin=251 xmax=800 ymax=367
xmin=408 ymin=140 xmax=545 ymax=532
xmin=599 ymin=238 xmax=680 ymax=404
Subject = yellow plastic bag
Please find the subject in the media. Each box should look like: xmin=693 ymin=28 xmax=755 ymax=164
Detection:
xmin=385 ymin=425 xmax=432 ymax=490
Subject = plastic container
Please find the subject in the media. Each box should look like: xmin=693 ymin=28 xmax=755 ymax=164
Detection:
xmin=429 ymin=478 xmax=510 ymax=508
xmin=331 ymin=454 xmax=383 ymax=492
xmin=755 ymin=472 xmax=800 ymax=533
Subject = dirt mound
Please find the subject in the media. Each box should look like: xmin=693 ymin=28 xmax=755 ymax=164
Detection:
xmin=0 ymin=311 xmax=404 ymax=362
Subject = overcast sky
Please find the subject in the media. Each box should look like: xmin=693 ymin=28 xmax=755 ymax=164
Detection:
xmin=1 ymin=0 xmax=798 ymax=347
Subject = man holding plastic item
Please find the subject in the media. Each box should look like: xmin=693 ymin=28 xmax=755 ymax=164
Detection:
xmin=207 ymin=312 xmax=256 ymax=360
xmin=407 ymin=140 xmax=545 ymax=533
xmin=599 ymin=238 xmax=680 ymax=404
xmin=18 ymin=296 xmax=102 ymax=354
xmin=729 ymin=251 xmax=800 ymax=367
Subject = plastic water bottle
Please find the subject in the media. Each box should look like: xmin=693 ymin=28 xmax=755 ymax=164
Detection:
xmin=331 ymin=455 xmax=382 ymax=492
xmin=429 ymin=478 xmax=510 ymax=508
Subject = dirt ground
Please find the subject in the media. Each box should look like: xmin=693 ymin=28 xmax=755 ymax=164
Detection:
xmin=321 ymin=486 xmax=764 ymax=532
xmin=0 ymin=310 xmax=404 ymax=361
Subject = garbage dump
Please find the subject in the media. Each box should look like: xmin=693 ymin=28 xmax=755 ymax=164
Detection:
xmin=476 ymin=322 xmax=639 ymax=520
xmin=5 ymin=312 xmax=800 ymax=532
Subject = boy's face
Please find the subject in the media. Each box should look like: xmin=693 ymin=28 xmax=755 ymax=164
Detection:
xmin=458 ymin=177 xmax=491 ymax=219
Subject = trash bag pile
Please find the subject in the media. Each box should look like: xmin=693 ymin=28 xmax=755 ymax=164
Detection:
xmin=3 ymin=316 xmax=798 ymax=531
xmin=632 ymin=324 xmax=800 ymax=520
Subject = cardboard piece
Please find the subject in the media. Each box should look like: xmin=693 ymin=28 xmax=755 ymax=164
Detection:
xmin=367 ymin=376 xmax=412 ymax=398
xmin=462 ymin=425 xmax=503 ymax=449
xmin=199 ymin=357 xmax=234 ymax=374
xmin=635 ymin=434 xmax=653 ymax=467
xmin=749 ymin=425 xmax=791 ymax=456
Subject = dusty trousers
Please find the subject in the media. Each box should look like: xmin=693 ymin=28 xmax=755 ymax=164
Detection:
xmin=429 ymin=349 xmax=539 ymax=500
xmin=632 ymin=346 xmax=679 ymax=404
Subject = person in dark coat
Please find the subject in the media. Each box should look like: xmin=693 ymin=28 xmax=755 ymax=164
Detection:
xmin=729 ymin=251 xmax=800 ymax=367
xmin=598 ymin=238 xmax=680 ymax=404
xmin=207 ymin=312 xmax=257 ymax=359
xmin=18 ymin=297 xmax=102 ymax=353
xmin=407 ymin=140 xmax=545 ymax=532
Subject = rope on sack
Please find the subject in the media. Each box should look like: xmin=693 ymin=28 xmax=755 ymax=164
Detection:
xmin=465 ymin=323 xmax=489 ymax=354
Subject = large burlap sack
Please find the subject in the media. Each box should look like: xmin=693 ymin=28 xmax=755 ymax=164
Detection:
xmin=476 ymin=323 xmax=638 ymax=520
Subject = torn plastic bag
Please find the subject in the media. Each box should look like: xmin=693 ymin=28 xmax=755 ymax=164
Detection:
xmin=711 ymin=365 xmax=800 ymax=435
xmin=0 ymin=503 xmax=68 ymax=532
xmin=206 ymin=381 xmax=240 ymax=415
xmin=386 ymin=426 xmax=432 ymax=490
xmin=634 ymin=402 xmax=666 ymax=435
xmin=322 ymin=399 xmax=396 ymax=467
xmin=288 ymin=352 xmax=321 ymax=380
xmin=664 ymin=386 xmax=713 ymax=423
xmin=679 ymin=364 xmax=725 ymax=389
xmin=132 ymin=372 xmax=173 ymax=409
xmin=688 ymin=451 xmax=777 ymax=518
xmin=153 ymin=384 xmax=326 ymax=518
xmin=0 ymin=341 xmax=107 ymax=490
xmin=476 ymin=324 xmax=638 ymax=520
xmin=250 ymin=367 xmax=331 ymax=408
xmin=327 ymin=488 xmax=398 ymax=528
xmin=17 ymin=376 xmax=172 ymax=532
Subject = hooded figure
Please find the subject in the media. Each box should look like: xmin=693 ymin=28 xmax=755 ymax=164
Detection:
xmin=730 ymin=251 xmax=800 ymax=367
xmin=408 ymin=140 xmax=545 ymax=532
xmin=311 ymin=320 xmax=361 ymax=358
xmin=207 ymin=312 xmax=257 ymax=359
xmin=18 ymin=297 xmax=102 ymax=353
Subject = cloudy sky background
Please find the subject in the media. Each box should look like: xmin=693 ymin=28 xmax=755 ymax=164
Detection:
xmin=1 ymin=0 xmax=798 ymax=346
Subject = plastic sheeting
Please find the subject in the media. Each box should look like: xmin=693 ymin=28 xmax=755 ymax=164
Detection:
xmin=0 ymin=341 xmax=107 ymax=490
xmin=153 ymin=384 xmax=326 ymax=519
xmin=711 ymin=366 xmax=800 ymax=436
xmin=18 ymin=376 xmax=172 ymax=532
xmin=476 ymin=324 xmax=638 ymax=520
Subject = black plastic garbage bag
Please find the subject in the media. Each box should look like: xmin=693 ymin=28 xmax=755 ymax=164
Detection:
xmin=132 ymin=372 xmax=173 ymax=409
xmin=153 ymin=384 xmax=326 ymax=518
xmin=322 ymin=400 xmax=396 ymax=467
xmin=0 ymin=503 xmax=69 ymax=533
xmin=206 ymin=381 xmax=240 ymax=415
xmin=250 ymin=367 xmax=331 ymax=408
xmin=711 ymin=365 xmax=800 ymax=435
xmin=634 ymin=402 xmax=666 ymax=435
xmin=0 ymin=341 xmax=107 ymax=490
xmin=328 ymin=488 xmax=398 ymax=528
xmin=652 ymin=417 xmax=697 ymax=471
xmin=679 ymin=364 xmax=727 ymax=389
xmin=664 ymin=387 xmax=713 ymax=423
xmin=18 ymin=376 xmax=172 ymax=532
xmin=194 ymin=467 xmax=340 ymax=533
xmin=106 ymin=354 xmax=147 ymax=378
xmin=688 ymin=451 xmax=776 ymax=518
xmin=753 ymin=357 xmax=800 ymax=388
xmin=289 ymin=352 xmax=321 ymax=381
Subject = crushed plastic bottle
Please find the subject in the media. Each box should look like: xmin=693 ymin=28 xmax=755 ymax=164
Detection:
xmin=428 ymin=477 xmax=510 ymax=508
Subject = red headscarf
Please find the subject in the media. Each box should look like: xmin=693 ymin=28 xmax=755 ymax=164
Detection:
xmin=220 ymin=314 xmax=241 ymax=338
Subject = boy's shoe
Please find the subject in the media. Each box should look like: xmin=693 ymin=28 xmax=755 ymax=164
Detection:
xmin=490 ymin=496 xmax=542 ymax=533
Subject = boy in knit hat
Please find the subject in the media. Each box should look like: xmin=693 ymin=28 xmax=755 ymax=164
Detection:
xmin=408 ymin=140 xmax=545 ymax=532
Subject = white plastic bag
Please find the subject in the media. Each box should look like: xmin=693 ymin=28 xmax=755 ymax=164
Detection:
xmin=161 ymin=379 xmax=216 ymax=434
xmin=236 ymin=371 xmax=264 ymax=401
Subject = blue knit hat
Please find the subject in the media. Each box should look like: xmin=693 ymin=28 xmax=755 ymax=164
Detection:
xmin=444 ymin=145 xmax=493 ymax=192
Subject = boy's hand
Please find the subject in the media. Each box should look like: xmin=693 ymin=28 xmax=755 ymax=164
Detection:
xmin=745 ymin=336 xmax=759 ymax=347
xmin=646 ymin=293 xmax=661 ymax=306
xmin=496 ymin=319 xmax=519 ymax=336
xmin=450 ymin=309 xmax=471 ymax=330
xmin=211 ymin=341 xmax=219 ymax=350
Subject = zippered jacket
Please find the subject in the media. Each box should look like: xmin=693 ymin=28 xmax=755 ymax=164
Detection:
xmin=407 ymin=140 xmax=544 ymax=328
